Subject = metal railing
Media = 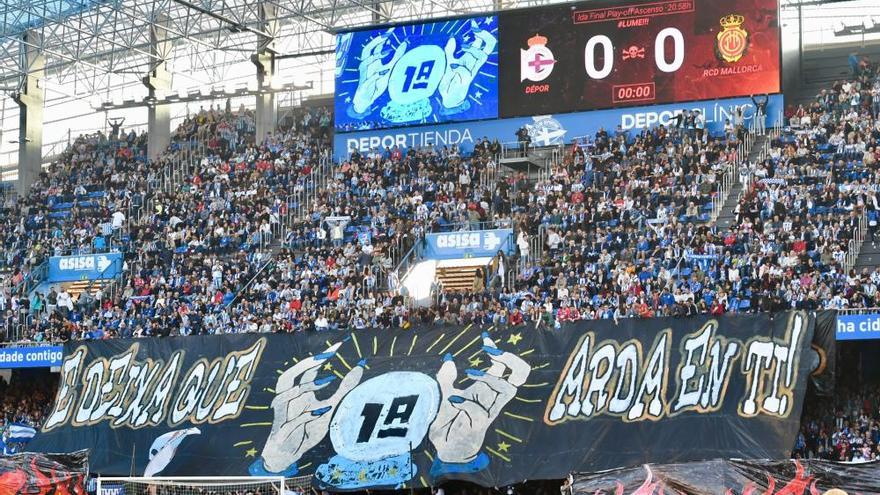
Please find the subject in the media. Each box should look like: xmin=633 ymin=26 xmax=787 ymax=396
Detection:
xmin=509 ymin=256 xmax=522 ymax=290
xmin=480 ymin=154 xmax=501 ymax=192
xmin=429 ymin=219 xmax=512 ymax=233
xmin=728 ymin=119 xmax=773 ymax=215
xmin=844 ymin=210 xmax=869 ymax=272
xmin=711 ymin=113 xmax=774 ymax=223
xmin=836 ymin=307 xmax=880 ymax=315
xmin=4 ymin=312 xmax=33 ymax=343
xmin=282 ymin=156 xmax=334 ymax=240
xmin=773 ymin=110 xmax=783 ymax=139
xmin=528 ymin=224 xmax=547 ymax=264
xmin=484 ymin=254 xmax=521 ymax=290
xmin=711 ymin=162 xmax=737 ymax=222
xmin=154 ymin=143 xmax=205 ymax=194
xmin=14 ymin=261 xmax=48 ymax=297
xmin=386 ymin=233 xmax=417 ymax=270
xmin=392 ymin=237 xmax=424 ymax=289
xmin=499 ymin=141 xmax=564 ymax=161
xmin=0 ymin=341 xmax=56 ymax=348
xmin=224 ymin=252 xmax=276 ymax=313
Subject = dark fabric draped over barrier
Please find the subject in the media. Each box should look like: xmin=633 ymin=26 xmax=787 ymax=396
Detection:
xmin=0 ymin=450 xmax=88 ymax=494
xmin=28 ymin=311 xmax=834 ymax=489
xmin=571 ymin=458 xmax=880 ymax=494
xmin=809 ymin=310 xmax=836 ymax=396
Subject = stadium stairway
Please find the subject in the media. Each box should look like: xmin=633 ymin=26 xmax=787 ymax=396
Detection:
xmin=853 ymin=237 xmax=880 ymax=273
xmin=435 ymin=264 xmax=483 ymax=293
xmin=44 ymin=279 xmax=113 ymax=301
xmin=64 ymin=280 xmax=97 ymax=301
xmin=715 ymin=134 xmax=769 ymax=231
xmin=222 ymin=158 xmax=338 ymax=311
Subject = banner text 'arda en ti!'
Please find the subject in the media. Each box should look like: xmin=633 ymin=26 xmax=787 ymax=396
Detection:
xmin=28 ymin=311 xmax=831 ymax=489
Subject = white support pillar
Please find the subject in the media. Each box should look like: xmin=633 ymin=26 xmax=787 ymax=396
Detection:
xmin=144 ymin=14 xmax=172 ymax=162
xmin=373 ymin=1 xmax=393 ymax=22
xmin=13 ymin=30 xmax=45 ymax=195
xmin=252 ymin=2 xmax=279 ymax=142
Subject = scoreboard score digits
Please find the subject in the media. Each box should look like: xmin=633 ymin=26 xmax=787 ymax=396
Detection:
xmin=497 ymin=0 xmax=780 ymax=118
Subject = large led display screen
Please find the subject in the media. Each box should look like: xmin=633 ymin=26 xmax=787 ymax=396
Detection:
xmin=498 ymin=0 xmax=781 ymax=117
xmin=335 ymin=16 xmax=499 ymax=132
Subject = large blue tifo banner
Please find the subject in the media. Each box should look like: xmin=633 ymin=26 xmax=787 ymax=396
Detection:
xmin=835 ymin=313 xmax=880 ymax=340
xmin=334 ymin=94 xmax=783 ymax=160
xmin=28 ymin=311 xmax=835 ymax=488
xmin=424 ymin=229 xmax=513 ymax=259
xmin=0 ymin=346 xmax=63 ymax=369
xmin=47 ymin=252 xmax=122 ymax=282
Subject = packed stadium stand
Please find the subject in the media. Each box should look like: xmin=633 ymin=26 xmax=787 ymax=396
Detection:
xmin=3 ymin=64 xmax=877 ymax=339
xmin=0 ymin=0 xmax=879 ymax=494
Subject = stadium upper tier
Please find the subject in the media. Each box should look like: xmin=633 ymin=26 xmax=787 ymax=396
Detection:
xmin=0 ymin=58 xmax=879 ymax=342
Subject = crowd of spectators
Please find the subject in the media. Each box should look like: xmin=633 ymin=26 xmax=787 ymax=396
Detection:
xmin=426 ymin=57 xmax=880 ymax=327
xmin=0 ymin=55 xmax=879 ymax=339
xmin=0 ymin=127 xmax=146 ymax=283
xmin=0 ymin=371 xmax=56 ymax=453
xmin=795 ymin=345 xmax=880 ymax=463
xmin=0 ymin=103 xmax=333 ymax=341
xmin=229 ymin=84 xmax=871 ymax=329
xmin=227 ymin=138 xmax=509 ymax=331
xmin=795 ymin=387 xmax=880 ymax=463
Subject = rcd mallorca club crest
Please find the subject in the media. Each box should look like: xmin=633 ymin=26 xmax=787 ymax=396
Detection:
xmin=520 ymin=34 xmax=556 ymax=82
xmin=715 ymin=14 xmax=749 ymax=63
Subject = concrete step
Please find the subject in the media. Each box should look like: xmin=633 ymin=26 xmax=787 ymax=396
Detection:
xmin=748 ymin=135 xmax=769 ymax=161
xmin=714 ymin=134 xmax=768 ymax=231
xmin=436 ymin=265 xmax=483 ymax=292
xmin=716 ymin=182 xmax=744 ymax=231
xmin=854 ymin=237 xmax=880 ymax=272
xmin=62 ymin=279 xmax=110 ymax=301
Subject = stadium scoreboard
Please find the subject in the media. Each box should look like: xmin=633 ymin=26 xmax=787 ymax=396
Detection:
xmin=500 ymin=0 xmax=780 ymax=116
xmin=335 ymin=0 xmax=781 ymax=132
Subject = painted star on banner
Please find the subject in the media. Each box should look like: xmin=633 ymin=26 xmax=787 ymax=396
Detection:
xmin=497 ymin=441 xmax=511 ymax=453
xmin=507 ymin=332 xmax=523 ymax=345
xmin=245 ymin=447 xmax=257 ymax=458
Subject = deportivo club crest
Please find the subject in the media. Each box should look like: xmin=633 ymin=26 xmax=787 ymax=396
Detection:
xmin=715 ymin=14 xmax=749 ymax=63
xmin=525 ymin=116 xmax=567 ymax=147
xmin=520 ymin=33 xmax=556 ymax=82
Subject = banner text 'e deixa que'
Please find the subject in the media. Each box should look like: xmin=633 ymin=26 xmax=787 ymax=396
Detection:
xmin=29 ymin=311 xmax=829 ymax=489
